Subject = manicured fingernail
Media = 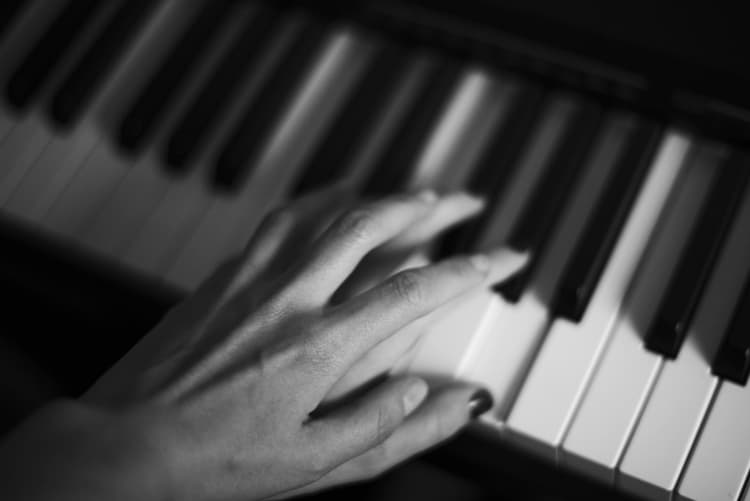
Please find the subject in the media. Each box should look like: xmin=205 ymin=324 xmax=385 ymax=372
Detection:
xmin=403 ymin=379 xmax=429 ymax=416
xmin=468 ymin=388 xmax=493 ymax=419
xmin=417 ymin=189 xmax=438 ymax=203
xmin=470 ymin=254 xmax=491 ymax=273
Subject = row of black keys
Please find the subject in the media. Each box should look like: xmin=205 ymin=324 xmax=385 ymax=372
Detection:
xmin=3 ymin=0 xmax=750 ymax=385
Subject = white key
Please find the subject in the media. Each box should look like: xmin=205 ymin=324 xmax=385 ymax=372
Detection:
xmin=407 ymin=98 xmax=597 ymax=410
xmin=465 ymin=114 xmax=634 ymax=421
xmin=81 ymin=3 xmax=254 ymax=258
xmin=166 ymin=29 xmax=365 ymax=291
xmin=618 ymin=180 xmax=750 ymax=501
xmin=561 ymin=143 xmax=719 ymax=485
xmin=0 ymin=115 xmax=53 ymax=203
xmin=677 ymin=379 xmax=750 ymax=501
xmin=504 ymin=131 xmax=690 ymax=461
xmin=39 ymin=0 xmax=202 ymax=238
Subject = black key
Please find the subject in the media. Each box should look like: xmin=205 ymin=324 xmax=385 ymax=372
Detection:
xmin=5 ymin=0 xmax=103 ymax=110
xmin=551 ymin=121 xmax=662 ymax=321
xmin=713 ymin=272 xmax=750 ymax=385
xmin=164 ymin=5 xmax=283 ymax=171
xmin=645 ymin=151 xmax=750 ymax=358
xmin=290 ymin=42 xmax=414 ymax=196
xmin=0 ymin=0 xmax=28 ymax=39
xmin=360 ymin=60 xmax=464 ymax=196
xmin=496 ymin=102 xmax=603 ymax=303
xmin=118 ymin=1 xmax=235 ymax=152
xmin=48 ymin=0 xmax=158 ymax=127
xmin=213 ymin=20 xmax=329 ymax=191
xmin=438 ymin=85 xmax=547 ymax=257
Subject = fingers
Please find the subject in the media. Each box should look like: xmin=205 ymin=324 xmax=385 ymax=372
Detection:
xmin=231 ymin=183 xmax=354 ymax=294
xmin=306 ymin=376 xmax=429 ymax=467
xmin=282 ymin=191 xmax=439 ymax=308
xmin=291 ymin=382 xmax=492 ymax=496
xmin=378 ymin=192 xmax=485 ymax=253
xmin=313 ymin=251 xmax=527 ymax=378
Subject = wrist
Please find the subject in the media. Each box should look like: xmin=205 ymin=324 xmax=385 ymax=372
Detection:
xmin=1 ymin=399 xmax=176 ymax=501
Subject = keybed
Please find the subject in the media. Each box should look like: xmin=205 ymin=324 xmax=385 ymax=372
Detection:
xmin=2 ymin=2 xmax=750 ymax=500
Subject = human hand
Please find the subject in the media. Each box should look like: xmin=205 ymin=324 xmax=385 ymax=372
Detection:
xmin=83 ymin=190 xmax=528 ymax=501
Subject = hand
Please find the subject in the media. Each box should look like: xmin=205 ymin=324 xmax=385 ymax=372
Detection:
xmin=82 ymin=190 xmax=528 ymax=501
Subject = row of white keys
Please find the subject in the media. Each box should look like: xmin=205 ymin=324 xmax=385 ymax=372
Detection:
xmin=677 ymin=379 xmax=750 ymax=501
xmin=560 ymin=142 xmax=719 ymax=485
xmin=6 ymin=0 xmax=193 ymax=227
xmin=78 ymin=3 xmax=256 ymax=259
xmin=120 ymin=14 xmax=308 ymax=282
xmin=619 ymin=166 xmax=750 ymax=500
xmin=409 ymin=96 xmax=579 ymax=391
xmin=163 ymin=27 xmax=368 ymax=291
xmin=0 ymin=0 xmax=103 ymax=203
xmin=464 ymin=113 xmax=635 ymax=421
xmin=504 ymin=130 xmax=691 ymax=460
xmin=38 ymin=0 xmax=210 ymax=242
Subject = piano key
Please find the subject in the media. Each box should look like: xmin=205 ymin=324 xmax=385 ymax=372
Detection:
xmin=0 ymin=2 xmax=31 ymax=47
xmin=5 ymin=0 xmax=104 ymax=110
xmin=408 ymin=99 xmax=609 ymax=415
xmin=676 ymin=379 xmax=750 ymax=501
xmin=552 ymin=121 xmax=662 ymax=322
xmin=289 ymin=41 xmax=416 ymax=196
xmin=713 ymin=271 xmax=750 ymax=384
xmin=504 ymin=131 xmax=691 ymax=461
xmin=0 ymin=0 xmax=29 ymax=39
xmin=460 ymin=113 xmax=632 ymax=420
xmin=472 ymin=96 xmax=576 ymax=253
xmin=496 ymin=102 xmax=603 ymax=303
xmin=617 ymin=169 xmax=750 ymax=501
xmin=4 ymin=0 xmax=187 ymax=223
xmin=164 ymin=4 xmax=284 ymax=171
xmin=560 ymin=143 xmax=718 ymax=485
xmin=408 ymin=69 xmax=502 ymax=191
xmin=0 ymin=116 xmax=53 ymax=204
xmin=121 ymin=16 xmax=309 ymax=278
xmin=438 ymin=84 xmax=546 ymax=256
xmin=79 ymin=5 xmax=257 ymax=258
xmin=48 ymin=0 xmax=160 ymax=127
xmin=117 ymin=0 xmax=236 ymax=152
xmin=166 ymin=30 xmax=365 ymax=290
xmin=212 ymin=19 xmax=331 ymax=191
xmin=645 ymin=150 xmax=750 ymax=359
xmin=360 ymin=60 xmax=465 ymax=195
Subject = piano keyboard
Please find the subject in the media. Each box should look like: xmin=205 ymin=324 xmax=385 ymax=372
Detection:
xmin=1 ymin=1 xmax=750 ymax=500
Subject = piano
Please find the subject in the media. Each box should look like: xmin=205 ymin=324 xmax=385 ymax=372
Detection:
xmin=1 ymin=1 xmax=749 ymax=500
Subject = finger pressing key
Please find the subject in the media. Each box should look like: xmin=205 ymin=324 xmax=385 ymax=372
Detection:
xmin=311 ymin=250 xmax=528 ymax=381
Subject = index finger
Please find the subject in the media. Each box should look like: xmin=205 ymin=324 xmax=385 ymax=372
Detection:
xmin=309 ymin=249 xmax=528 ymax=381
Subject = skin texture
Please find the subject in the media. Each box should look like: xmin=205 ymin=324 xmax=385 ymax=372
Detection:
xmin=0 ymin=188 xmax=528 ymax=501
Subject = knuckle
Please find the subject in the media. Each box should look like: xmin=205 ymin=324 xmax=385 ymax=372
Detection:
xmin=336 ymin=208 xmax=378 ymax=244
xmin=390 ymin=270 xmax=426 ymax=306
xmin=370 ymin=401 xmax=401 ymax=446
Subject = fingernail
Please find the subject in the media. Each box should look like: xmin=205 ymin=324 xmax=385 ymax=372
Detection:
xmin=403 ymin=379 xmax=429 ymax=416
xmin=417 ymin=189 xmax=438 ymax=204
xmin=469 ymin=254 xmax=491 ymax=273
xmin=468 ymin=388 xmax=493 ymax=419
